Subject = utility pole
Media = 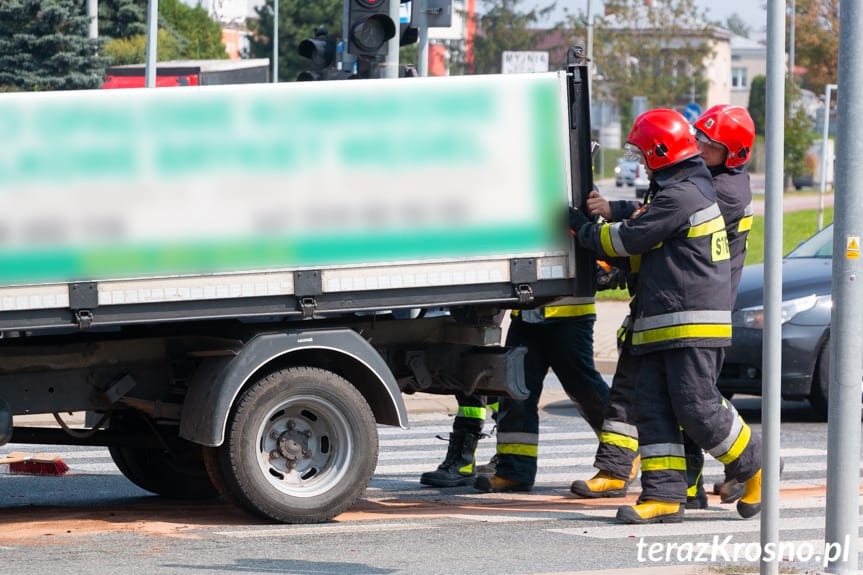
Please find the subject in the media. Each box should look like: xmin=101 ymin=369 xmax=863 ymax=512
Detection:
xmin=144 ymin=0 xmax=158 ymax=88
xmin=818 ymin=84 xmax=837 ymax=231
xmin=273 ymin=0 xmax=279 ymax=82
xmin=87 ymin=0 xmax=97 ymax=39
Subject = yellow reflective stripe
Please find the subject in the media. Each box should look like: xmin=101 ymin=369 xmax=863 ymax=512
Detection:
xmin=600 ymin=224 xmax=619 ymax=257
xmin=717 ymin=423 xmax=752 ymax=465
xmin=457 ymin=406 xmax=487 ymax=420
xmin=488 ymin=401 xmax=499 ymax=413
xmin=688 ymin=215 xmax=726 ymax=238
xmin=599 ymin=431 xmax=639 ymax=452
xmin=632 ymin=323 xmax=732 ymax=346
xmin=511 ymin=310 xmax=521 ymax=317
xmin=458 ymin=462 xmax=474 ymax=473
xmin=544 ymin=303 xmax=596 ymax=318
xmin=641 ymin=456 xmax=687 ymax=472
xmin=686 ymin=483 xmax=698 ymax=497
xmin=738 ymin=215 xmax=754 ymax=232
xmin=498 ymin=444 xmax=539 ymax=457
xmin=629 ymin=255 xmax=641 ymax=273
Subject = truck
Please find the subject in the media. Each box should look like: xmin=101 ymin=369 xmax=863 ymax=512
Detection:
xmin=102 ymin=59 xmax=270 ymax=89
xmin=0 ymin=49 xmax=596 ymax=524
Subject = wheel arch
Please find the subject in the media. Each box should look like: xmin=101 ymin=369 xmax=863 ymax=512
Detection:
xmin=179 ymin=328 xmax=408 ymax=446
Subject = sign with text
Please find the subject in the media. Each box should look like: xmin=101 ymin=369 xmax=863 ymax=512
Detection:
xmin=501 ymin=51 xmax=549 ymax=74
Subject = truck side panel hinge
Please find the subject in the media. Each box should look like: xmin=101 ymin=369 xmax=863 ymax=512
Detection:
xmin=75 ymin=309 xmax=94 ymax=329
xmin=515 ymin=284 xmax=533 ymax=305
xmin=299 ymin=297 xmax=317 ymax=319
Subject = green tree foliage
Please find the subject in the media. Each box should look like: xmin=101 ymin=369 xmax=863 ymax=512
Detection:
xmin=790 ymin=0 xmax=839 ymax=94
xmin=748 ymin=74 xmax=815 ymax=186
xmin=0 ymin=0 xmax=106 ymax=91
xmin=98 ymin=0 xmax=147 ymax=39
xmin=102 ymin=30 xmax=185 ymax=66
xmin=160 ymin=0 xmax=227 ymax=60
xmin=247 ymin=0 xmax=343 ymax=82
xmin=99 ymin=0 xmax=226 ymax=62
xmin=724 ymin=13 xmax=751 ymax=38
xmin=470 ymin=0 xmax=558 ymax=75
xmin=589 ymin=0 xmax=713 ymax=132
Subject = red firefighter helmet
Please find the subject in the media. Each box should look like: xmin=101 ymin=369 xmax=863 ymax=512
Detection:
xmin=693 ymin=104 xmax=756 ymax=168
xmin=624 ymin=109 xmax=699 ymax=171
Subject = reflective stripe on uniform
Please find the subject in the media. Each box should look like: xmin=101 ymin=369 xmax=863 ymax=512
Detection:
xmin=488 ymin=401 xmax=499 ymax=414
xmin=687 ymin=204 xmax=724 ymax=236
xmin=497 ymin=432 xmax=538 ymax=457
xmin=640 ymin=443 xmax=687 ymax=472
xmin=600 ymin=222 xmax=631 ymax=257
xmin=738 ymin=215 xmax=754 ymax=232
xmin=544 ymin=302 xmax=596 ymax=318
xmin=707 ymin=414 xmax=752 ymax=465
xmin=513 ymin=297 xmax=596 ymax=321
xmin=599 ymin=431 xmax=638 ymax=452
xmin=457 ymin=406 xmax=487 ymax=420
xmin=602 ymin=419 xmax=638 ymax=439
xmin=631 ymin=310 xmax=732 ymax=346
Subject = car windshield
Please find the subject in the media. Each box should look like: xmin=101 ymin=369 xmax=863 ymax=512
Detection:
xmin=786 ymin=224 xmax=833 ymax=258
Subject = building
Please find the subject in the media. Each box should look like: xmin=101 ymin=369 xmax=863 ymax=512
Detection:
xmin=729 ymin=33 xmax=767 ymax=108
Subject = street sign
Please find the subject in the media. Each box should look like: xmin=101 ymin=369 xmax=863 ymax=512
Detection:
xmin=684 ymin=102 xmax=702 ymax=123
xmin=501 ymin=51 xmax=549 ymax=74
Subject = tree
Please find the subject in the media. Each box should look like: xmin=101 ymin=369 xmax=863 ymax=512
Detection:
xmin=247 ymin=0 xmax=342 ymax=82
xmin=0 ymin=0 xmax=106 ymax=91
xmin=588 ymin=0 xmax=714 ymax=132
xmin=159 ymin=0 xmax=227 ymax=60
xmin=102 ymin=30 xmax=185 ymax=66
xmin=748 ymin=74 xmax=815 ymax=187
xmin=470 ymin=0 xmax=558 ymax=74
xmin=790 ymin=0 xmax=839 ymax=94
xmin=724 ymin=13 xmax=751 ymax=38
xmin=99 ymin=0 xmax=147 ymax=39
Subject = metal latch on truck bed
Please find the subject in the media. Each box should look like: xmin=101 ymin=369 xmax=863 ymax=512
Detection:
xmin=515 ymin=284 xmax=533 ymax=305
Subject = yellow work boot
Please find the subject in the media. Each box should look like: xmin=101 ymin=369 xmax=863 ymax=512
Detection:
xmin=628 ymin=454 xmax=641 ymax=481
xmin=616 ymin=500 xmax=684 ymax=524
xmin=473 ymin=474 xmax=533 ymax=493
xmin=570 ymin=471 xmax=629 ymax=498
xmin=737 ymin=469 xmax=762 ymax=519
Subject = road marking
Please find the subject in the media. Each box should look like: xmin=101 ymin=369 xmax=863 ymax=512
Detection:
xmin=216 ymin=521 xmax=433 ymax=538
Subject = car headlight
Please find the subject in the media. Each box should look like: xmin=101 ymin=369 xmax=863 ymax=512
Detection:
xmin=614 ymin=166 xmax=621 ymax=174
xmin=732 ymin=294 xmax=818 ymax=329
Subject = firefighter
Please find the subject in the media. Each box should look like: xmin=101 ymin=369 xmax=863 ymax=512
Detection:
xmin=568 ymin=109 xmax=761 ymax=523
xmin=472 ymin=296 xmax=610 ymax=493
xmin=570 ymin=105 xmax=757 ymax=511
xmin=687 ymin=104 xmax=756 ymax=504
xmin=419 ymin=394 xmax=498 ymax=487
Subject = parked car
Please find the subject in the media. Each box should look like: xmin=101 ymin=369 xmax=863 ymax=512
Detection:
xmin=717 ymin=224 xmax=836 ymax=418
xmin=614 ymin=158 xmax=638 ymax=187
xmin=633 ymin=162 xmax=650 ymax=198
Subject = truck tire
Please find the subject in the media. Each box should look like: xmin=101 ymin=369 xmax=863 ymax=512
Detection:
xmin=108 ymin=440 xmax=219 ymax=500
xmin=208 ymin=366 xmax=378 ymax=523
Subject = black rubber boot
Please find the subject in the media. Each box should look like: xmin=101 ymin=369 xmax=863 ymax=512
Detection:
xmin=420 ymin=431 xmax=480 ymax=487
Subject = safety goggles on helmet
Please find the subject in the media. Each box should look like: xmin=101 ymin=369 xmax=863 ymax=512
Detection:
xmin=623 ymin=142 xmax=644 ymax=162
xmin=626 ymin=109 xmax=699 ymax=171
xmin=693 ymin=104 xmax=755 ymax=168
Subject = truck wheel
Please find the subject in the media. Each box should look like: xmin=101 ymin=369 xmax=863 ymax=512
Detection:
xmin=109 ymin=440 xmax=219 ymax=500
xmin=210 ymin=366 xmax=378 ymax=524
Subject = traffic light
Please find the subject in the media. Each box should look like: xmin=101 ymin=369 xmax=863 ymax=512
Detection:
xmin=347 ymin=0 xmax=396 ymax=59
xmin=297 ymin=27 xmax=341 ymax=81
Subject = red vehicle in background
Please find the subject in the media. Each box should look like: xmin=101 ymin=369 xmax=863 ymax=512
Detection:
xmin=102 ymin=59 xmax=270 ymax=89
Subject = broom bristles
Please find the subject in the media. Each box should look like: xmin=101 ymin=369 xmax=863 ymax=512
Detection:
xmin=6 ymin=453 xmax=69 ymax=476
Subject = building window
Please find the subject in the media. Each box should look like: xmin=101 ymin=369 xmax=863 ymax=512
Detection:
xmin=732 ymin=67 xmax=748 ymax=90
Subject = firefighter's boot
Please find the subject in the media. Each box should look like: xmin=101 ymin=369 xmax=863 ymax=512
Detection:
xmin=476 ymin=454 xmax=498 ymax=476
xmin=685 ymin=450 xmax=708 ymax=509
xmin=473 ymin=474 xmax=533 ymax=493
xmin=570 ymin=455 xmax=640 ymax=499
xmin=736 ymin=469 xmax=762 ymax=519
xmin=616 ymin=500 xmax=685 ymax=524
xmin=419 ymin=431 xmax=480 ymax=487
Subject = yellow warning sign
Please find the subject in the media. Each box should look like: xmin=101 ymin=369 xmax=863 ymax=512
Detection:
xmin=846 ymin=236 xmax=860 ymax=259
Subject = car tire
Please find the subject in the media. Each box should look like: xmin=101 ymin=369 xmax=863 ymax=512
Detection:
xmin=809 ymin=337 xmax=830 ymax=420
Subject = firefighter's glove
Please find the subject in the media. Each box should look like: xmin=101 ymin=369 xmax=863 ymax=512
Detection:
xmin=596 ymin=264 xmax=627 ymax=291
xmin=568 ymin=207 xmax=590 ymax=234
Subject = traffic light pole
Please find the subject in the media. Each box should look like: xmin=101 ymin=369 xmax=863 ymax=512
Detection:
xmin=415 ymin=0 xmax=428 ymax=76
xmin=383 ymin=0 xmax=399 ymax=78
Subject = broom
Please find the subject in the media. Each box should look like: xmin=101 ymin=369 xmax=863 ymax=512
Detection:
xmin=0 ymin=451 xmax=69 ymax=476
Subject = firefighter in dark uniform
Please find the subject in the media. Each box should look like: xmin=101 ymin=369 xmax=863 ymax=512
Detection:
xmin=419 ymin=394 xmax=498 ymax=487
xmin=472 ymin=297 xmax=610 ymax=493
xmin=568 ymin=108 xmax=761 ymax=523
xmin=569 ymin=105 xmax=757 ymax=510
xmin=686 ymin=104 xmax=756 ymax=505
